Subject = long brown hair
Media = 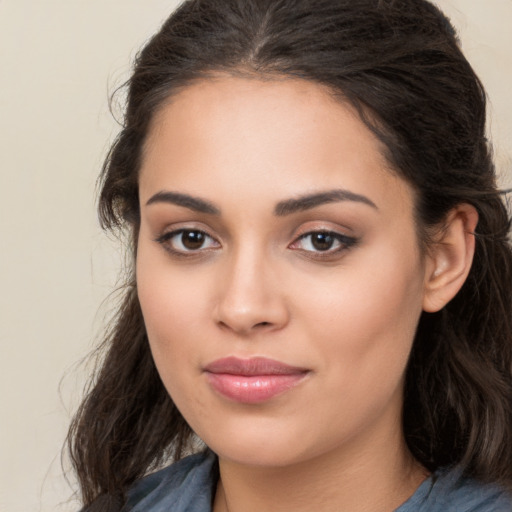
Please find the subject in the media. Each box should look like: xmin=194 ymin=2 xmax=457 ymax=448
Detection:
xmin=68 ymin=0 xmax=512 ymax=509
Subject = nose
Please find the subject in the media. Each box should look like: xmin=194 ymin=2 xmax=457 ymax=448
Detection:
xmin=213 ymin=248 xmax=289 ymax=336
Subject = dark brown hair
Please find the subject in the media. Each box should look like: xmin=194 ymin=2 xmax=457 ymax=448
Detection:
xmin=68 ymin=0 xmax=512 ymax=509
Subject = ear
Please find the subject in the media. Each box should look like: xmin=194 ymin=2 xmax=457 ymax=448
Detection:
xmin=422 ymin=204 xmax=478 ymax=313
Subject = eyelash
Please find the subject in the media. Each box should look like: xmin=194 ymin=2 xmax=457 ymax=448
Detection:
xmin=290 ymin=231 xmax=358 ymax=258
xmin=155 ymin=229 xmax=219 ymax=256
xmin=155 ymin=228 xmax=358 ymax=259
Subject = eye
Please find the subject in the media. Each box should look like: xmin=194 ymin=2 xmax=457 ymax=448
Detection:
xmin=290 ymin=231 xmax=357 ymax=254
xmin=156 ymin=229 xmax=220 ymax=254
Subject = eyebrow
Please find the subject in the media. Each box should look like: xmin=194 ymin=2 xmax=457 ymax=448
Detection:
xmin=146 ymin=191 xmax=220 ymax=214
xmin=145 ymin=188 xmax=377 ymax=216
xmin=274 ymin=189 xmax=377 ymax=216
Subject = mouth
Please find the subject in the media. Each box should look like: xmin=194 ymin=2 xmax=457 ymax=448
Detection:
xmin=203 ymin=356 xmax=310 ymax=404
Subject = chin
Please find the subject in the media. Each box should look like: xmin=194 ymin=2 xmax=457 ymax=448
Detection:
xmin=194 ymin=416 xmax=325 ymax=469
xmin=211 ymin=442 xmax=305 ymax=468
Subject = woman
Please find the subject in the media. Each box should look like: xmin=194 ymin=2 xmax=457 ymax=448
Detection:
xmin=68 ymin=0 xmax=512 ymax=510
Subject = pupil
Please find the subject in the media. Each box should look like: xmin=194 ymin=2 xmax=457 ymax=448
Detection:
xmin=312 ymin=233 xmax=334 ymax=251
xmin=182 ymin=230 xmax=204 ymax=250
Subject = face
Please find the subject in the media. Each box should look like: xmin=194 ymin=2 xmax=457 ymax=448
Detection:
xmin=137 ymin=76 xmax=430 ymax=469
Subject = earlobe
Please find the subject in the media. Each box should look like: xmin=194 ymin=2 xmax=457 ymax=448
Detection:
xmin=422 ymin=204 xmax=479 ymax=313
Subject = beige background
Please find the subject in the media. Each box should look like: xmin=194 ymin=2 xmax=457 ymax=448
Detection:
xmin=1 ymin=1 xmax=511 ymax=511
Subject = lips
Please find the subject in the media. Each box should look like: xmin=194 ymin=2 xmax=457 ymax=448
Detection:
xmin=203 ymin=356 xmax=309 ymax=404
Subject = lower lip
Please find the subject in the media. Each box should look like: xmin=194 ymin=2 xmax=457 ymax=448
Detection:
xmin=205 ymin=372 xmax=307 ymax=404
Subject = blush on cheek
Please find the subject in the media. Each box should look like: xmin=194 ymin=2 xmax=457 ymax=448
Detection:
xmin=309 ymin=268 xmax=423 ymax=383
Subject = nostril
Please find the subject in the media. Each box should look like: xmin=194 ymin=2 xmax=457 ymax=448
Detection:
xmin=216 ymin=319 xmax=271 ymax=333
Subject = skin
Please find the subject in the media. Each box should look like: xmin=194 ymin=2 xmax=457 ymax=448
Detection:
xmin=136 ymin=76 xmax=476 ymax=511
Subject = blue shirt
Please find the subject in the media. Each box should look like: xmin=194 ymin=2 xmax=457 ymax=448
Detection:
xmin=124 ymin=451 xmax=512 ymax=511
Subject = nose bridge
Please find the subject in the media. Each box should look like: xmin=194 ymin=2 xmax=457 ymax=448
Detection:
xmin=214 ymin=239 xmax=287 ymax=334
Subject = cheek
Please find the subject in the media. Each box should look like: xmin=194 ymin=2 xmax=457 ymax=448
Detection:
xmin=137 ymin=265 xmax=211 ymax=422
xmin=136 ymin=244 xmax=207 ymax=381
xmin=137 ymin=254 xmax=226 ymax=431
xmin=295 ymin=245 xmax=425 ymax=384
xmin=136 ymin=229 xmax=211 ymax=331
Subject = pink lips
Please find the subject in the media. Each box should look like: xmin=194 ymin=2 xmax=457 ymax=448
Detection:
xmin=203 ymin=357 xmax=309 ymax=404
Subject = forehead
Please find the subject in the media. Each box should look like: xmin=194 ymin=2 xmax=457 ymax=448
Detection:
xmin=140 ymin=76 xmax=413 ymax=216
xmin=144 ymin=76 xmax=381 ymax=167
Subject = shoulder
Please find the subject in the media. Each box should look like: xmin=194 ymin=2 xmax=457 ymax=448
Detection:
xmin=123 ymin=450 xmax=218 ymax=512
xmin=397 ymin=466 xmax=512 ymax=512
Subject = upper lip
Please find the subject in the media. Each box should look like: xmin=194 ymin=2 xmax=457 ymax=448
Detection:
xmin=203 ymin=356 xmax=309 ymax=376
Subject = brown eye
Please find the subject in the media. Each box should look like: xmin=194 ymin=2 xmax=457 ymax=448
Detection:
xmin=181 ymin=230 xmax=206 ymax=250
xmin=310 ymin=232 xmax=336 ymax=251
xmin=289 ymin=230 xmax=358 ymax=255
xmin=156 ymin=229 xmax=220 ymax=254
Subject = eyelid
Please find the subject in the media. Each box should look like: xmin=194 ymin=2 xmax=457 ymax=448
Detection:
xmin=153 ymin=220 xmax=219 ymax=243
xmin=288 ymin=227 xmax=359 ymax=257
xmin=292 ymin=231 xmax=356 ymax=248
xmin=154 ymin=226 xmax=221 ymax=256
xmin=152 ymin=222 xmax=358 ymax=259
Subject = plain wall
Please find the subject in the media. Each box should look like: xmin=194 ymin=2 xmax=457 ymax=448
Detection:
xmin=0 ymin=1 xmax=510 ymax=511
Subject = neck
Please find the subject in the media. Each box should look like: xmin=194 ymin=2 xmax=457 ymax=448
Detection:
xmin=213 ymin=425 xmax=428 ymax=512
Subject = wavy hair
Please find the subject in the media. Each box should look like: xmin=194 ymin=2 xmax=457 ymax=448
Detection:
xmin=67 ymin=0 xmax=512 ymax=509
